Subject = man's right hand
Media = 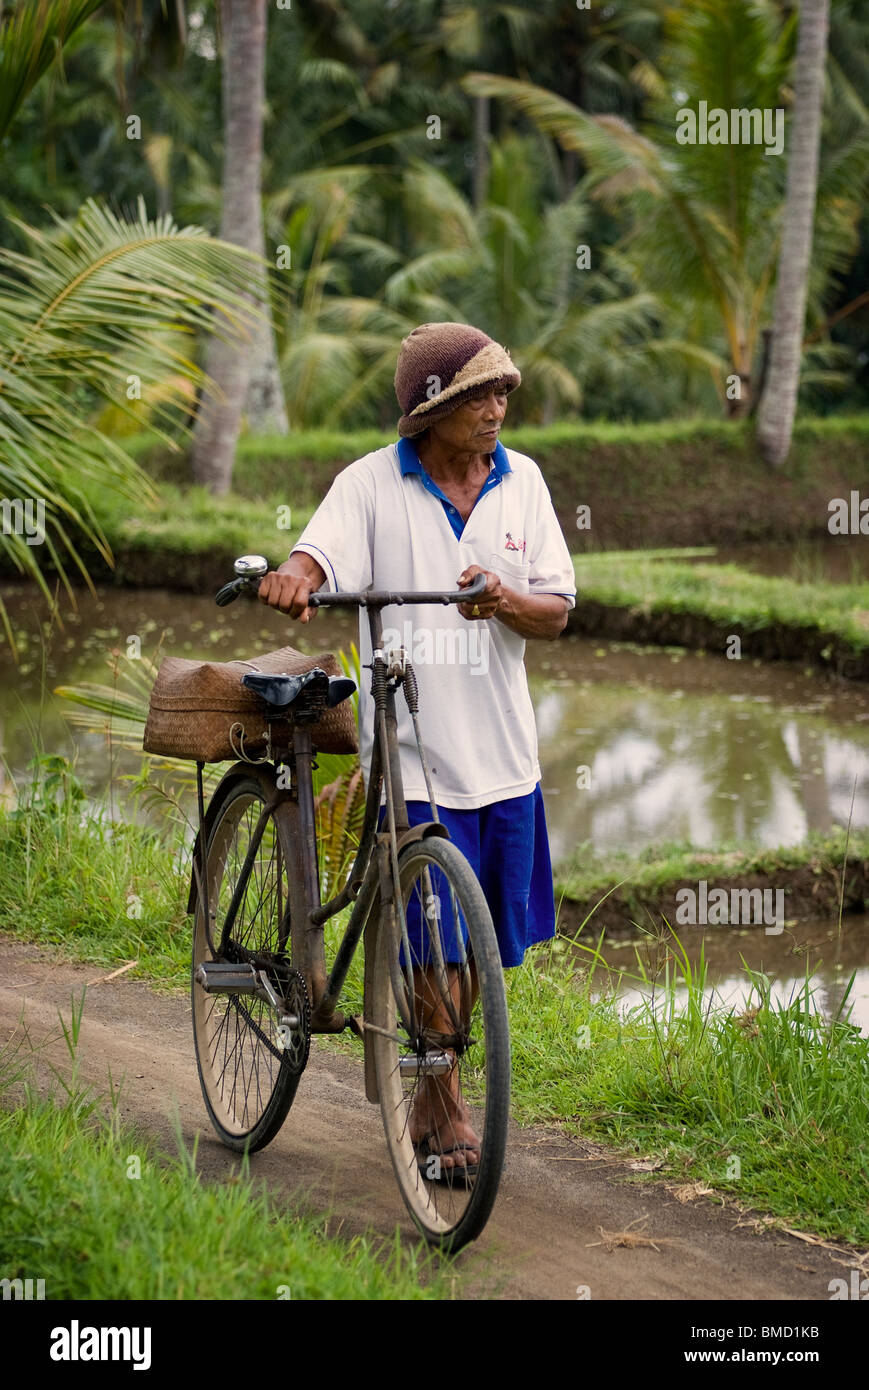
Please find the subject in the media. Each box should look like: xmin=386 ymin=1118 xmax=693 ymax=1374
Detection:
xmin=257 ymin=554 xmax=327 ymax=622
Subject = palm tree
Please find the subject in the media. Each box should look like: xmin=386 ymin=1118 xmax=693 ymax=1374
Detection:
xmin=436 ymin=0 xmax=544 ymax=208
xmin=268 ymin=144 xmax=694 ymax=429
xmin=527 ymin=0 xmax=670 ymax=194
xmin=191 ymin=0 xmax=285 ymax=495
xmin=463 ymin=0 xmax=869 ymax=417
xmin=266 ymin=168 xmax=430 ymax=428
xmin=757 ymin=0 xmax=831 ymax=465
xmin=0 ymin=0 xmax=259 ymax=641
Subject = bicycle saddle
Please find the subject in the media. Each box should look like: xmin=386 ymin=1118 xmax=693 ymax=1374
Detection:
xmin=242 ymin=669 xmax=356 ymax=709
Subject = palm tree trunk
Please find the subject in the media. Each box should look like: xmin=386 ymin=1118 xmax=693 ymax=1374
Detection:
xmin=756 ymin=0 xmax=830 ymax=467
xmin=245 ymin=305 xmax=288 ymax=434
xmin=192 ymin=0 xmax=279 ymax=493
xmin=472 ymin=95 xmax=489 ymax=210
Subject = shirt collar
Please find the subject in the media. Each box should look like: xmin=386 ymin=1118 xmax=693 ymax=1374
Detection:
xmin=397 ymin=436 xmax=512 ymax=479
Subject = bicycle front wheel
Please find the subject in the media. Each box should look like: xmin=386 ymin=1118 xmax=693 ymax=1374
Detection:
xmin=370 ymin=835 xmax=510 ymax=1253
xmin=191 ymin=769 xmax=308 ymax=1153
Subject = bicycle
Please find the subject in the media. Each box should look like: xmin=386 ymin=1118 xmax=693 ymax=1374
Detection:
xmin=187 ymin=554 xmax=510 ymax=1253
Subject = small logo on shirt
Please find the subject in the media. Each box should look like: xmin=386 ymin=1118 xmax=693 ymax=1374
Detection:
xmin=505 ymin=532 xmax=526 ymax=554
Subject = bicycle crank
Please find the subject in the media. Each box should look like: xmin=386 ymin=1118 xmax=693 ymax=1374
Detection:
xmin=195 ymin=962 xmax=311 ymax=1075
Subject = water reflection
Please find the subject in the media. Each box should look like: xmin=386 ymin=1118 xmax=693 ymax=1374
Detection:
xmin=532 ymin=643 xmax=869 ymax=862
xmin=585 ymin=916 xmax=869 ymax=1034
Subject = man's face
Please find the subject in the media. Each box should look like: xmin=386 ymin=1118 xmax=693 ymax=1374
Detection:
xmin=427 ymin=389 xmax=508 ymax=456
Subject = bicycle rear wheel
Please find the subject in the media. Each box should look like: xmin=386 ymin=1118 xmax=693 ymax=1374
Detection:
xmin=191 ymin=770 xmax=309 ymax=1153
xmin=369 ymin=835 xmax=510 ymax=1253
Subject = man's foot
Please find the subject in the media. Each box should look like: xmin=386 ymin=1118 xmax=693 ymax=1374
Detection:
xmin=414 ymin=1134 xmax=480 ymax=1186
xmin=409 ymin=1071 xmax=481 ymax=1180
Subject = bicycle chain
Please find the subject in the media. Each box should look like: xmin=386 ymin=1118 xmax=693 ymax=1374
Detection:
xmin=227 ymin=967 xmax=311 ymax=1075
xmin=277 ymin=968 xmax=311 ymax=1075
xmin=228 ymin=995 xmax=284 ymax=1064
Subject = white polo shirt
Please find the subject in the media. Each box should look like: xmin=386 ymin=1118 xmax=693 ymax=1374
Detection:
xmin=293 ymin=439 xmax=576 ymax=809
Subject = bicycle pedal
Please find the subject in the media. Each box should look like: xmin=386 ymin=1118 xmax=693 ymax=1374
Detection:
xmin=194 ymin=961 xmax=259 ymax=994
xmin=399 ymin=1050 xmax=453 ymax=1077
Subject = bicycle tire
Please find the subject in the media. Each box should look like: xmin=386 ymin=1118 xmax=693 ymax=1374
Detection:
xmin=369 ymin=835 xmax=510 ymax=1253
xmin=191 ymin=769 xmax=308 ymax=1153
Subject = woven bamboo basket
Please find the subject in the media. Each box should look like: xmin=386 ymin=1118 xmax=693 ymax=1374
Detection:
xmin=142 ymin=645 xmax=358 ymax=763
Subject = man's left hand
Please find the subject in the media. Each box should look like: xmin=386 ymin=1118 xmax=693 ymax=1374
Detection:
xmin=457 ymin=566 xmax=502 ymax=621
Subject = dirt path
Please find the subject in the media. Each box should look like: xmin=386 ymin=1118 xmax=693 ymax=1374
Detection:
xmin=0 ymin=939 xmax=858 ymax=1301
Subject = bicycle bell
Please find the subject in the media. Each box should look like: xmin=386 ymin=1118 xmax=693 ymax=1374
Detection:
xmin=234 ymin=554 xmax=269 ymax=580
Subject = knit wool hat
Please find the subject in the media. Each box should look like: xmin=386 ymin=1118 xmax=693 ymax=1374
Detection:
xmin=394 ymin=322 xmax=521 ymax=438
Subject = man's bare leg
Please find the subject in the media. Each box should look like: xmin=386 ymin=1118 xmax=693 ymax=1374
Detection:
xmin=408 ymin=961 xmax=481 ymax=1173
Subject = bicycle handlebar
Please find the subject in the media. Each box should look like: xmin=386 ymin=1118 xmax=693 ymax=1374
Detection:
xmin=215 ymin=558 xmax=487 ymax=610
xmin=309 ymin=573 xmax=486 ymax=609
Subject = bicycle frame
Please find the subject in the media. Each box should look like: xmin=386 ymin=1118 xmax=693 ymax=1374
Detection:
xmin=192 ymin=576 xmax=485 ymax=1066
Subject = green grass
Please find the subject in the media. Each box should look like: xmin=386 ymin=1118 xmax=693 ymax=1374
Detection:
xmin=506 ymin=933 xmax=869 ymax=1246
xmin=125 ymin=412 xmax=869 ymax=467
xmin=2 ymin=787 xmax=867 ymax=1245
xmin=0 ymin=1016 xmax=448 ymax=1300
xmin=0 ymin=798 xmax=192 ymax=985
xmin=573 ymin=553 xmax=869 ymax=654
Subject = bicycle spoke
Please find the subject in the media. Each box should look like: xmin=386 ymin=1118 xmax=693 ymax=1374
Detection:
xmin=371 ymin=837 xmax=509 ymax=1249
xmin=192 ymin=781 xmax=307 ymax=1151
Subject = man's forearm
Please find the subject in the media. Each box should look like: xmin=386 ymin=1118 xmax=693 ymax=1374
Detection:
xmin=495 ymin=588 xmax=570 ymax=639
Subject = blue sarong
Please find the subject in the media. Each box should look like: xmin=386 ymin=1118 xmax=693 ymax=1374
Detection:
xmin=378 ymin=784 xmax=556 ymax=968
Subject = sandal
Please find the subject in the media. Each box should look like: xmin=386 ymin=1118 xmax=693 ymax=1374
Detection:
xmin=414 ymin=1135 xmax=480 ymax=1187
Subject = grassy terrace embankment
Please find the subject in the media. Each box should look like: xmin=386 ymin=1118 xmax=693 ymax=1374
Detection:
xmin=3 ymin=417 xmax=869 ymax=672
xmin=554 ymin=829 xmax=869 ymax=933
xmin=569 ymin=552 xmax=869 ymax=678
xmin=132 ymin=414 xmax=869 ymax=551
xmin=8 ymin=414 xmax=866 ymax=584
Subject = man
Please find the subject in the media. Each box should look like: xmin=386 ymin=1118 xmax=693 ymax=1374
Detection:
xmin=258 ymin=321 xmax=576 ymax=1175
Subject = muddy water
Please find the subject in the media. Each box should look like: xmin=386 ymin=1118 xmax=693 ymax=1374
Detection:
xmin=1 ymin=582 xmax=867 ymax=1032
xmin=704 ymin=537 xmax=869 ymax=584
xmin=531 ymin=640 xmax=869 ymax=863
xmin=2 ymin=582 xmax=869 ymax=853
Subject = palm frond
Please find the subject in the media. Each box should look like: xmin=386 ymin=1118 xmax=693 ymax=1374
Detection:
xmin=0 ymin=0 xmax=104 ymax=144
xmin=383 ymin=247 xmax=480 ymax=306
xmin=315 ymin=767 xmax=366 ymax=901
xmin=0 ymin=199 xmax=260 ymax=633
